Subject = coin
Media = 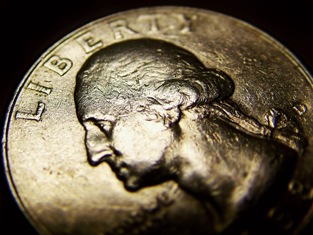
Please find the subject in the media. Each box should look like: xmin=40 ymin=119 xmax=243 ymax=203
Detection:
xmin=2 ymin=5 xmax=313 ymax=235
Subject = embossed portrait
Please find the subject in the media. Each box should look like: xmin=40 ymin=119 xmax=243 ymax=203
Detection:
xmin=74 ymin=39 xmax=306 ymax=234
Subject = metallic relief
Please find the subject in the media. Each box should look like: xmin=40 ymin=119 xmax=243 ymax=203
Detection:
xmin=74 ymin=39 xmax=306 ymax=234
xmin=3 ymin=6 xmax=313 ymax=235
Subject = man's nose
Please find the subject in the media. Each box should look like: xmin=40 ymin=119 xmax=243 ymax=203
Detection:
xmin=83 ymin=120 xmax=114 ymax=166
xmin=88 ymin=145 xmax=114 ymax=166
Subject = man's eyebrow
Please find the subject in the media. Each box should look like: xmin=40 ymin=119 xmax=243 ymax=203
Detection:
xmin=99 ymin=114 xmax=117 ymax=122
xmin=82 ymin=114 xmax=116 ymax=124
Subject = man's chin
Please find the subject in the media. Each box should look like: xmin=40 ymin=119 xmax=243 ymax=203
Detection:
xmin=123 ymin=176 xmax=141 ymax=192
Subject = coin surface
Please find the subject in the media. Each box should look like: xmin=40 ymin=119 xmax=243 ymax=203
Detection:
xmin=2 ymin=6 xmax=313 ymax=235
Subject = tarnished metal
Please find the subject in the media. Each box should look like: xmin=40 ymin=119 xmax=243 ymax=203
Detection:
xmin=2 ymin=6 xmax=313 ymax=235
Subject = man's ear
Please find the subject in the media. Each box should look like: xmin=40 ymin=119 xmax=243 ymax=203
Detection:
xmin=82 ymin=120 xmax=113 ymax=166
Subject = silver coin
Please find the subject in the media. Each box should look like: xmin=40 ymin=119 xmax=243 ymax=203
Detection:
xmin=2 ymin=6 xmax=313 ymax=235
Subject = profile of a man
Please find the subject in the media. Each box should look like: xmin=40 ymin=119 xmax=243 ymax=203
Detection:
xmin=74 ymin=39 xmax=305 ymax=233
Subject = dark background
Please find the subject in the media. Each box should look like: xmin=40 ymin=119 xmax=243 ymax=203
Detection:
xmin=1 ymin=0 xmax=312 ymax=234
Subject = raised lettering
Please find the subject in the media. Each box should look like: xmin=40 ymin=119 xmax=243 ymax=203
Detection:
xmin=27 ymin=81 xmax=52 ymax=95
xmin=173 ymin=14 xmax=195 ymax=33
xmin=109 ymin=19 xmax=138 ymax=39
xmin=243 ymin=57 xmax=257 ymax=66
xmin=15 ymin=102 xmax=45 ymax=121
xmin=76 ymin=31 xmax=103 ymax=53
xmin=288 ymin=180 xmax=313 ymax=200
xmin=44 ymin=55 xmax=72 ymax=76
xmin=293 ymin=103 xmax=307 ymax=116
xmin=137 ymin=14 xmax=162 ymax=33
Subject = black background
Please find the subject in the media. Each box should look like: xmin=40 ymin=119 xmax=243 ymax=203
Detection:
xmin=1 ymin=0 xmax=313 ymax=234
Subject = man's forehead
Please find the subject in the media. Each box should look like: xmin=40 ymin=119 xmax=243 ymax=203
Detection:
xmin=81 ymin=100 xmax=144 ymax=123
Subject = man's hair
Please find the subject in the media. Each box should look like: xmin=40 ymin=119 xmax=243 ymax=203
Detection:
xmin=74 ymin=38 xmax=234 ymax=122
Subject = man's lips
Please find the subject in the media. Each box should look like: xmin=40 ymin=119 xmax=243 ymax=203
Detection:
xmin=116 ymin=166 xmax=130 ymax=179
xmin=105 ymin=157 xmax=129 ymax=178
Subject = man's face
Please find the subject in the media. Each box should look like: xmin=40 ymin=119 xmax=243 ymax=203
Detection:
xmin=84 ymin=108 xmax=175 ymax=191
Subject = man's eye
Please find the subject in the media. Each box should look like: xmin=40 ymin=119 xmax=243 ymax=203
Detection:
xmin=98 ymin=120 xmax=113 ymax=134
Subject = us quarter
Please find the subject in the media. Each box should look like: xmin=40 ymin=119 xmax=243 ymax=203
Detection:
xmin=2 ymin=6 xmax=313 ymax=235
